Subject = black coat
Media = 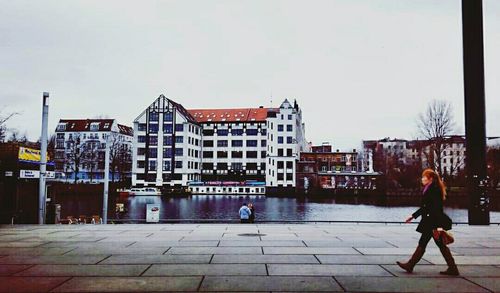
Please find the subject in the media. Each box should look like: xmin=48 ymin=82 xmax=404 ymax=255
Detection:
xmin=412 ymin=183 xmax=444 ymax=233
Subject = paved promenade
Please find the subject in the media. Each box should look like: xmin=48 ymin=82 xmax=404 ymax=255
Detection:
xmin=0 ymin=223 xmax=499 ymax=292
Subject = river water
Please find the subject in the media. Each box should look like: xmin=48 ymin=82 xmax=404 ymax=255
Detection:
xmin=118 ymin=195 xmax=500 ymax=223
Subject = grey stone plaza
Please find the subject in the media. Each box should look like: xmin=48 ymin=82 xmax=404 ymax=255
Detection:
xmin=0 ymin=223 xmax=499 ymax=292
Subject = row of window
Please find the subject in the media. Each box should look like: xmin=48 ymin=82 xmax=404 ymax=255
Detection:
xmin=277 ymin=136 xmax=294 ymax=144
xmin=201 ymin=162 xmax=264 ymax=170
xmin=137 ymin=147 xmax=199 ymax=158
xmin=202 ymin=128 xmax=266 ymax=136
xmin=137 ymin=135 xmax=199 ymax=146
xmin=202 ymin=150 xmax=266 ymax=159
xmin=277 ymin=124 xmax=293 ymax=132
xmin=202 ymin=140 xmax=266 ymax=147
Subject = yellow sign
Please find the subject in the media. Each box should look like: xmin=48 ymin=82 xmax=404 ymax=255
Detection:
xmin=18 ymin=147 xmax=50 ymax=162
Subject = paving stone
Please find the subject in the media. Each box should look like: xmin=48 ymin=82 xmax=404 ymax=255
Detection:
xmin=0 ymin=255 xmax=109 ymax=265
xmin=39 ymin=241 xmax=134 ymax=248
xmin=101 ymin=254 xmax=212 ymax=264
xmin=304 ymin=240 xmax=394 ymax=248
xmin=144 ymin=264 xmax=267 ymax=276
xmin=451 ymin=248 xmax=500 ymax=256
xmin=263 ymin=247 xmax=359 ymax=255
xmin=51 ymin=276 xmax=202 ymax=292
xmin=167 ymin=247 xmax=262 ymax=254
xmin=0 ymin=276 xmax=70 ymax=293
xmin=129 ymin=240 xmax=219 ymax=247
xmin=0 ymin=265 xmax=32 ymax=276
xmin=316 ymin=254 xmax=432 ymax=265
xmin=211 ymin=254 xmax=319 ymax=264
xmin=200 ymin=276 xmax=342 ymax=291
xmin=423 ymin=255 xmax=500 ymax=265
xmin=383 ymin=264 xmax=500 ymax=277
xmin=219 ymin=240 xmax=305 ymax=247
xmin=0 ymin=247 xmax=75 ymax=256
xmin=357 ymin=247 xmax=444 ymax=255
xmin=268 ymin=264 xmax=391 ymax=276
xmin=335 ymin=276 xmax=489 ymax=292
xmin=15 ymin=264 xmax=148 ymax=277
xmin=65 ymin=247 xmax=168 ymax=255
xmin=466 ymin=277 xmax=500 ymax=292
xmin=0 ymin=241 xmax=48 ymax=248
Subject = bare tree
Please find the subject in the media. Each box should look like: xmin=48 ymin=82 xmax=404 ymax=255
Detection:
xmin=417 ymin=100 xmax=456 ymax=175
xmin=108 ymin=132 xmax=132 ymax=183
xmin=0 ymin=110 xmax=19 ymax=142
xmin=487 ymin=146 xmax=500 ymax=190
xmin=65 ymin=133 xmax=86 ymax=183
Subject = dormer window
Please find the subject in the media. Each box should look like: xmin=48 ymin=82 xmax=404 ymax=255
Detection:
xmin=56 ymin=123 xmax=66 ymax=131
xmin=90 ymin=123 xmax=100 ymax=131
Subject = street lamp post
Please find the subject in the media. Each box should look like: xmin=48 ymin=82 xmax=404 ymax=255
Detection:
xmin=38 ymin=92 xmax=49 ymax=224
xmin=102 ymin=134 xmax=111 ymax=224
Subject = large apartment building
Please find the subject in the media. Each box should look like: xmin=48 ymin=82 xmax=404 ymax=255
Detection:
xmin=131 ymin=95 xmax=308 ymax=191
xmin=54 ymin=119 xmax=133 ymax=183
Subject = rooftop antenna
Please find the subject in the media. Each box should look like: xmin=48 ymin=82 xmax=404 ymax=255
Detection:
xmin=270 ymin=91 xmax=273 ymax=107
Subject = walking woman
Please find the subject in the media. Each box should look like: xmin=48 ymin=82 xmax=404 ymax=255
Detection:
xmin=397 ymin=169 xmax=459 ymax=276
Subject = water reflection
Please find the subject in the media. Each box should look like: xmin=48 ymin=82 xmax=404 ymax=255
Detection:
xmin=120 ymin=195 xmax=500 ymax=222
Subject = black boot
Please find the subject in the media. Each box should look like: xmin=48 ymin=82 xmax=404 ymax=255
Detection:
xmin=439 ymin=246 xmax=459 ymax=276
xmin=397 ymin=246 xmax=425 ymax=273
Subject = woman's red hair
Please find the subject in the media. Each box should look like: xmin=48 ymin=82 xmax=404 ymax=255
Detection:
xmin=422 ymin=168 xmax=447 ymax=200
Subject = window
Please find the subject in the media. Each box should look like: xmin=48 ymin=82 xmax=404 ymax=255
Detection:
xmin=56 ymin=133 xmax=65 ymax=139
xmin=287 ymin=148 xmax=293 ymax=157
xmin=261 ymin=151 xmax=266 ymax=158
xmin=203 ymin=150 xmax=214 ymax=158
xmin=163 ymin=148 xmax=172 ymax=158
xmin=217 ymin=129 xmax=228 ymax=136
xmin=162 ymin=161 xmax=171 ymax=171
xmin=149 ymin=112 xmax=159 ymax=121
xmin=277 ymin=173 xmax=284 ymax=180
xmin=148 ymin=148 xmax=157 ymax=157
xmin=203 ymin=129 xmax=214 ymax=136
xmin=232 ymin=129 xmax=244 ymax=136
xmin=286 ymin=173 xmax=293 ymax=180
xmin=175 ymin=161 xmax=183 ymax=168
xmin=138 ymin=123 xmax=147 ymax=131
xmin=163 ymin=124 xmax=172 ymax=134
xmin=175 ymin=148 xmax=183 ymax=156
xmin=286 ymin=161 xmax=293 ymax=169
xmin=287 ymin=136 xmax=293 ymax=144
xmin=277 ymin=161 xmax=284 ymax=169
xmin=175 ymin=124 xmax=184 ymax=132
xmin=217 ymin=151 xmax=228 ymax=158
xmin=278 ymin=149 xmax=284 ymax=156
xmin=137 ymin=161 xmax=145 ymax=168
xmin=278 ymin=124 xmax=284 ymax=132
xmin=246 ymin=140 xmax=258 ymax=147
xmin=287 ymin=125 xmax=293 ymax=131
xmin=232 ymin=151 xmax=243 ymax=158
xmin=247 ymin=151 xmax=257 ymax=158
xmin=149 ymin=136 xmax=157 ymax=145
xmin=232 ymin=140 xmax=243 ymax=147
xmin=247 ymin=163 xmax=257 ymax=170
xmin=246 ymin=129 xmax=258 ymax=136
xmin=163 ymin=136 xmax=172 ymax=146
xmin=203 ymin=140 xmax=214 ymax=147
xmin=175 ymin=136 xmax=183 ymax=143
xmin=148 ymin=160 xmax=157 ymax=171
xmin=56 ymin=123 xmax=66 ymax=131
xmin=164 ymin=112 xmax=173 ymax=121
xmin=261 ymin=129 xmax=267 ymax=135
xmin=217 ymin=140 xmax=228 ymax=147
xmin=138 ymin=148 xmax=146 ymax=156
xmin=149 ymin=124 xmax=159 ymax=133
xmin=288 ymin=114 xmax=292 ymax=120
xmin=261 ymin=140 xmax=267 ymax=147
xmin=203 ymin=163 xmax=214 ymax=169
xmin=232 ymin=162 xmax=243 ymax=170
xmin=138 ymin=136 xmax=146 ymax=143
xmin=217 ymin=162 xmax=228 ymax=170
xmin=278 ymin=136 xmax=284 ymax=144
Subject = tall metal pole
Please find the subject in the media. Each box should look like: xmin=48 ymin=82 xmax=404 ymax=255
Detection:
xmin=462 ymin=0 xmax=489 ymax=225
xmin=38 ymin=92 xmax=49 ymax=224
xmin=102 ymin=133 xmax=110 ymax=224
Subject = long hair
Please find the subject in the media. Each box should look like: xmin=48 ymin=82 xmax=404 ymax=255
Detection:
xmin=422 ymin=168 xmax=447 ymax=200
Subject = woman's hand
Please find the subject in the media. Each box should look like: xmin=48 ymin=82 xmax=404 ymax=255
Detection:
xmin=405 ymin=215 xmax=413 ymax=223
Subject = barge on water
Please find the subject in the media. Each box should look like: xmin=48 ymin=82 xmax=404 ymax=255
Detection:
xmin=188 ymin=181 xmax=265 ymax=195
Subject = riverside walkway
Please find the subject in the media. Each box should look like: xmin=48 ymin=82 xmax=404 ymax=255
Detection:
xmin=0 ymin=223 xmax=499 ymax=292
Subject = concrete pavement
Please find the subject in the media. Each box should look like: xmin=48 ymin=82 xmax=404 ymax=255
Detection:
xmin=0 ymin=223 xmax=499 ymax=292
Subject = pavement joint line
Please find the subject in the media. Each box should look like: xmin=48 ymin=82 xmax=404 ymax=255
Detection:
xmin=265 ymin=263 xmax=269 ymax=276
xmin=302 ymin=240 xmax=308 ymax=247
xmin=261 ymin=246 xmax=265 ymax=255
xmin=61 ymin=247 xmax=78 ymax=256
xmin=379 ymin=264 xmax=398 ymax=277
xmin=162 ymin=247 xmax=172 ymax=255
xmin=47 ymin=276 xmax=73 ymax=293
xmin=197 ymin=275 xmax=205 ymax=291
xmin=12 ymin=264 xmax=36 ymax=276
xmin=462 ymin=276 xmax=495 ymax=293
xmin=209 ymin=254 xmax=215 ymax=264
xmin=145 ymin=233 xmax=154 ymax=237
xmin=331 ymin=275 xmax=347 ymax=292
xmin=125 ymin=241 xmax=137 ymax=248
xmin=385 ymin=241 xmax=399 ymax=248
xmin=139 ymin=264 xmax=153 ymax=276
xmin=216 ymin=240 xmax=220 ymax=247
xmin=95 ymin=255 xmax=112 ymax=264
xmin=353 ymin=247 xmax=364 ymax=255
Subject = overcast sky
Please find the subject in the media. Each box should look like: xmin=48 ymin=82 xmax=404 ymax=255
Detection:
xmin=1 ymin=0 xmax=499 ymax=150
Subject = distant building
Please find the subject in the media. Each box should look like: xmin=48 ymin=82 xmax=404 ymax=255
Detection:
xmin=54 ymin=119 xmax=133 ymax=183
xmin=296 ymin=144 xmax=380 ymax=193
xmin=132 ymin=96 xmax=202 ymax=188
xmin=131 ymin=95 xmax=309 ymax=193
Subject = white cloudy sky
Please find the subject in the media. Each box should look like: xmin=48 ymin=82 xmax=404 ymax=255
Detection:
xmin=1 ymin=0 xmax=499 ymax=150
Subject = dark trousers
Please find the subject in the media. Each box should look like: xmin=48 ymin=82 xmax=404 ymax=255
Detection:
xmin=240 ymin=219 xmax=250 ymax=224
xmin=418 ymin=230 xmax=445 ymax=249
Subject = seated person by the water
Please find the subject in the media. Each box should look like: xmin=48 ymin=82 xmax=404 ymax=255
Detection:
xmin=239 ymin=203 xmax=252 ymax=223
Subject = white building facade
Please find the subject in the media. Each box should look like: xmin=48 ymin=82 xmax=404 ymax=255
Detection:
xmin=54 ymin=119 xmax=133 ymax=183
xmin=132 ymin=95 xmax=202 ymax=188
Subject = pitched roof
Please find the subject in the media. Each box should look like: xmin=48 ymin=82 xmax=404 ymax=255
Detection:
xmin=188 ymin=108 xmax=273 ymax=123
xmin=117 ymin=124 xmax=133 ymax=136
xmin=57 ymin=119 xmax=115 ymax=132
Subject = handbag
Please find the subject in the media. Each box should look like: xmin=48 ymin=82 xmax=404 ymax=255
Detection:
xmin=440 ymin=213 xmax=453 ymax=231
xmin=433 ymin=228 xmax=455 ymax=245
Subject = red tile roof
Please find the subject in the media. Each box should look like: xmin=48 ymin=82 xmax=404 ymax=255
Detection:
xmin=57 ymin=119 xmax=133 ymax=136
xmin=188 ymin=108 xmax=275 ymax=123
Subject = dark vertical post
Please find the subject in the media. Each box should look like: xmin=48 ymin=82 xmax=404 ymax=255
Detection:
xmin=462 ymin=0 xmax=489 ymax=225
